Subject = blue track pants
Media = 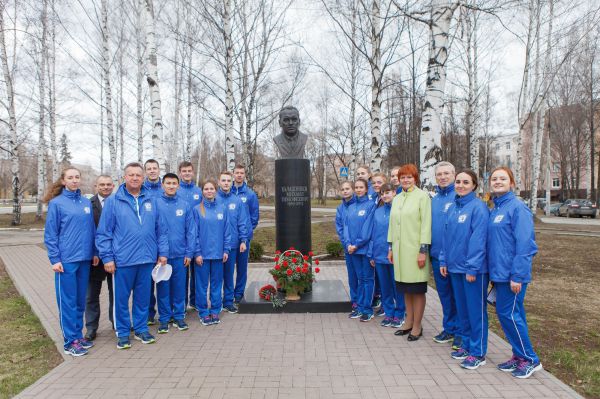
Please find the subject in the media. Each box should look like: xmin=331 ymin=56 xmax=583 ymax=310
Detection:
xmin=55 ymin=261 xmax=90 ymax=348
xmin=350 ymin=254 xmax=374 ymax=316
xmin=431 ymin=257 xmax=459 ymax=335
xmin=375 ymin=262 xmax=405 ymax=319
xmin=195 ymin=260 xmax=224 ymax=317
xmin=113 ymin=263 xmax=153 ymax=338
xmin=156 ymin=257 xmax=187 ymax=323
xmin=450 ymin=272 xmax=489 ymax=357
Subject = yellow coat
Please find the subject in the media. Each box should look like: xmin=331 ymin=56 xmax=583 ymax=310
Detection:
xmin=387 ymin=187 xmax=432 ymax=283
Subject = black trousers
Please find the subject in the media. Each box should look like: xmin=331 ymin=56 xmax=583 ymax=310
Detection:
xmin=85 ymin=263 xmax=114 ymax=332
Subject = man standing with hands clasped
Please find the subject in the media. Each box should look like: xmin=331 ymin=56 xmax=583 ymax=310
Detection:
xmin=96 ymin=162 xmax=169 ymax=349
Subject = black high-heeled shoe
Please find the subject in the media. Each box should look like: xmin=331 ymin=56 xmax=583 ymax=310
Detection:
xmin=407 ymin=328 xmax=423 ymax=341
xmin=394 ymin=327 xmax=413 ymax=336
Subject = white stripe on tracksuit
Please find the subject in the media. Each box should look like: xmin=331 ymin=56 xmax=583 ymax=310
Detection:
xmin=511 ymin=292 xmax=534 ymax=363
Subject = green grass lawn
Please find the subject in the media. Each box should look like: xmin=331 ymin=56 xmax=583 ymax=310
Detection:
xmin=0 ymin=259 xmax=62 ymax=398
xmin=0 ymin=212 xmax=46 ymax=229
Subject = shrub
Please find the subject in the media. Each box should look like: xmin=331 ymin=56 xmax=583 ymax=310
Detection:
xmin=325 ymin=241 xmax=343 ymax=257
xmin=249 ymin=241 xmax=264 ymax=261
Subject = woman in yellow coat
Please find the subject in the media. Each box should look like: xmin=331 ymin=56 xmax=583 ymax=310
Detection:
xmin=387 ymin=164 xmax=432 ymax=341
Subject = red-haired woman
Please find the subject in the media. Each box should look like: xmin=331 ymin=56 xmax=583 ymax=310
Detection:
xmin=487 ymin=167 xmax=541 ymax=378
xmin=387 ymin=164 xmax=431 ymax=341
xmin=44 ymin=167 xmax=97 ymax=356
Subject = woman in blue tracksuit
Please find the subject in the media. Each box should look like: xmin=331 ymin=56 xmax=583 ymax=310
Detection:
xmin=44 ymin=167 xmax=96 ymax=357
xmin=155 ymin=173 xmax=196 ymax=333
xmin=343 ymin=178 xmax=375 ymax=322
xmin=335 ymin=181 xmax=357 ymax=315
xmin=193 ymin=179 xmax=232 ymax=326
xmin=439 ymin=170 xmax=489 ymax=370
xmin=367 ymin=183 xmax=405 ymax=328
xmin=488 ymin=167 xmax=541 ymax=379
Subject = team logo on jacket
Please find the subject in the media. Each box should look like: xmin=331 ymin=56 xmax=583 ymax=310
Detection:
xmin=458 ymin=214 xmax=467 ymax=223
xmin=84 ymin=207 xmax=91 ymax=214
xmin=229 ymin=203 xmax=236 ymax=210
xmin=194 ymin=194 xmax=200 ymax=200
xmin=176 ymin=209 xmax=184 ymax=216
xmin=145 ymin=203 xmax=152 ymax=211
xmin=217 ymin=213 xmax=224 ymax=220
xmin=241 ymin=197 xmax=247 ymax=203
xmin=493 ymin=215 xmax=504 ymax=223
xmin=444 ymin=203 xmax=452 ymax=212
xmin=358 ymin=210 xmax=366 ymax=216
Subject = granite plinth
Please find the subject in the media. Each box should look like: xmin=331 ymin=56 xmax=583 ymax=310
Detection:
xmin=238 ymin=280 xmax=350 ymax=314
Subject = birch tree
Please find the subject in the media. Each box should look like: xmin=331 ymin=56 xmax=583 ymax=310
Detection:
xmin=223 ymin=0 xmax=235 ymax=171
xmin=47 ymin=0 xmax=58 ymax=180
xmin=101 ymin=0 xmax=117 ymax=181
xmin=36 ymin=0 xmax=48 ymax=220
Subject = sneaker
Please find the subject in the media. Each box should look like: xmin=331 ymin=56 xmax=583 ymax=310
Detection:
xmin=134 ymin=331 xmax=156 ymax=344
xmin=390 ymin=317 xmax=404 ymax=328
xmin=147 ymin=318 xmax=156 ymax=326
xmin=461 ymin=355 xmax=486 ymax=370
xmin=173 ymin=319 xmax=189 ymax=331
xmin=211 ymin=315 xmax=221 ymax=324
xmin=375 ymin=308 xmax=385 ymax=317
xmin=348 ymin=309 xmax=361 ymax=319
xmin=224 ymin=305 xmax=238 ymax=314
xmin=433 ymin=331 xmax=454 ymax=344
xmin=234 ymin=297 xmax=242 ymax=304
xmin=451 ymin=336 xmax=462 ymax=350
xmin=78 ymin=338 xmax=94 ymax=349
xmin=158 ymin=323 xmax=170 ymax=334
xmin=360 ymin=313 xmax=374 ymax=322
xmin=451 ymin=348 xmax=469 ymax=360
xmin=201 ymin=316 xmax=212 ymax=326
xmin=116 ymin=336 xmax=131 ymax=350
xmin=497 ymin=355 xmax=521 ymax=372
xmin=380 ymin=317 xmax=392 ymax=327
xmin=511 ymin=360 xmax=542 ymax=379
xmin=64 ymin=342 xmax=88 ymax=357
xmin=372 ymin=297 xmax=382 ymax=308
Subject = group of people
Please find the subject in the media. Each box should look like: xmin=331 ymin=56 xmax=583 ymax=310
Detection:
xmin=44 ymin=160 xmax=259 ymax=355
xmin=336 ymin=163 xmax=542 ymax=379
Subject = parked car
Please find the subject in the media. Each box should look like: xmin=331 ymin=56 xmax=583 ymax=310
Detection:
xmin=549 ymin=203 xmax=562 ymax=216
xmin=558 ymin=199 xmax=597 ymax=218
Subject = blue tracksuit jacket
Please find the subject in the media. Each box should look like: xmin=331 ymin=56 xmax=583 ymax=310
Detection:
xmin=488 ymin=192 xmax=538 ymax=283
xmin=45 ymin=189 xmax=95 ymax=264
xmin=194 ymin=198 xmax=233 ymax=259
xmin=367 ymin=203 xmax=392 ymax=264
xmin=144 ymin=179 xmax=164 ymax=198
xmin=232 ymin=182 xmax=259 ymax=240
xmin=96 ymin=184 xmax=169 ymax=266
xmin=156 ymin=192 xmax=196 ymax=259
xmin=335 ymin=195 xmax=356 ymax=251
xmin=343 ymin=194 xmax=375 ymax=255
xmin=431 ymin=184 xmax=456 ymax=259
xmin=439 ymin=192 xmax=489 ymax=275
xmin=217 ymin=189 xmax=249 ymax=246
xmin=367 ymin=181 xmax=377 ymax=201
xmin=179 ymin=180 xmax=202 ymax=207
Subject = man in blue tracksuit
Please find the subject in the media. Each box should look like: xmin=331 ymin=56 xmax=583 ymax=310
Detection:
xmin=218 ymin=171 xmax=250 ymax=313
xmin=231 ymin=164 xmax=259 ymax=303
xmin=155 ymin=173 xmax=196 ymax=334
xmin=96 ymin=162 xmax=169 ymax=349
xmin=143 ymin=159 xmax=163 ymax=324
xmin=430 ymin=161 xmax=461 ymax=348
xmin=177 ymin=161 xmax=202 ymax=310
xmin=335 ymin=183 xmax=357 ymax=314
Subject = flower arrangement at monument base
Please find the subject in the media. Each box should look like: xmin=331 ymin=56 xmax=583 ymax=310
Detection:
xmin=258 ymin=284 xmax=286 ymax=308
xmin=268 ymin=247 xmax=320 ymax=301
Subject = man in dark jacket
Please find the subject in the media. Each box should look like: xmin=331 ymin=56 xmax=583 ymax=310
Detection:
xmin=84 ymin=175 xmax=115 ymax=341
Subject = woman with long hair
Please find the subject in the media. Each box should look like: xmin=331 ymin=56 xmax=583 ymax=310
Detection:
xmin=439 ymin=170 xmax=489 ymax=370
xmin=193 ymin=179 xmax=232 ymax=326
xmin=388 ymin=164 xmax=431 ymax=341
xmin=487 ymin=167 xmax=541 ymax=379
xmin=335 ymin=181 xmax=358 ymax=316
xmin=44 ymin=167 xmax=97 ymax=356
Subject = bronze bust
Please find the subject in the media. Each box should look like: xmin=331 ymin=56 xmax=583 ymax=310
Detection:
xmin=273 ymin=106 xmax=308 ymax=159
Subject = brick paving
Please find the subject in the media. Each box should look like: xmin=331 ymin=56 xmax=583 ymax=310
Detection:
xmin=0 ymin=244 xmax=581 ymax=399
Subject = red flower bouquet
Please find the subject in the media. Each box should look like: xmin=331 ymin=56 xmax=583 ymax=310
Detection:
xmin=268 ymin=247 xmax=319 ymax=300
xmin=258 ymin=284 xmax=285 ymax=308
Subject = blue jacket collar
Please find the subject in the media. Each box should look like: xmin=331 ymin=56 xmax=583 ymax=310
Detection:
xmin=384 ymin=202 xmax=392 ymax=210
xmin=436 ymin=183 xmax=455 ymax=196
xmin=234 ymin=182 xmax=248 ymax=193
xmin=218 ymin=189 xmax=232 ymax=198
xmin=356 ymin=194 xmax=369 ymax=203
xmin=180 ymin=180 xmax=196 ymax=189
xmin=493 ymin=191 xmax=515 ymax=208
xmin=62 ymin=188 xmax=81 ymax=199
xmin=161 ymin=192 xmax=177 ymax=202
xmin=202 ymin=197 xmax=217 ymax=208
xmin=343 ymin=195 xmax=356 ymax=207
xmin=116 ymin=183 xmax=147 ymax=201
xmin=455 ymin=191 xmax=476 ymax=207
xmin=144 ymin=179 xmax=161 ymax=190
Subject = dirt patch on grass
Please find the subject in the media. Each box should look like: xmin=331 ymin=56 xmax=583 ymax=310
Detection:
xmin=253 ymin=221 xmax=340 ymax=256
xmin=0 ymin=257 xmax=62 ymax=397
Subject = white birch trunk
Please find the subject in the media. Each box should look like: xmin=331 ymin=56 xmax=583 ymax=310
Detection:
xmin=0 ymin=7 xmax=21 ymax=225
xmin=136 ymin=0 xmax=144 ymax=162
xmin=347 ymin=1 xmax=358 ymax=180
xmin=224 ymin=0 xmax=235 ymax=172
xmin=143 ymin=0 xmax=166 ymax=171
xmin=419 ymin=0 xmax=458 ymax=190
xmin=369 ymin=0 xmax=382 ymax=173
xmin=466 ymin=6 xmax=479 ymax=174
xmin=47 ymin=0 xmax=58 ymax=179
xmin=37 ymin=0 xmax=48 ymax=219
xmin=101 ymin=0 xmax=117 ymax=182
xmin=100 ymin=74 xmax=104 ymax=173
xmin=172 ymin=20 xmax=181 ymax=173
xmin=185 ymin=39 xmax=193 ymax=161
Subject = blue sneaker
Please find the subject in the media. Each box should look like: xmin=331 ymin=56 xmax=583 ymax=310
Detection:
xmin=348 ymin=309 xmax=361 ymax=319
xmin=451 ymin=348 xmax=469 ymax=360
xmin=390 ymin=317 xmax=404 ymax=328
xmin=511 ymin=360 xmax=542 ymax=379
xmin=224 ymin=305 xmax=238 ymax=314
xmin=201 ymin=316 xmax=212 ymax=326
xmin=211 ymin=315 xmax=221 ymax=324
xmin=380 ymin=317 xmax=392 ymax=327
xmin=451 ymin=336 xmax=462 ymax=350
xmin=433 ymin=331 xmax=453 ymax=344
xmin=78 ymin=338 xmax=94 ymax=349
xmin=158 ymin=323 xmax=169 ymax=334
xmin=375 ymin=308 xmax=385 ymax=317
xmin=359 ymin=313 xmax=374 ymax=322
xmin=134 ymin=331 xmax=156 ymax=344
xmin=372 ymin=296 xmax=382 ymax=308
xmin=116 ymin=336 xmax=131 ymax=350
xmin=173 ymin=319 xmax=189 ymax=331
xmin=147 ymin=318 xmax=156 ymax=326
xmin=460 ymin=355 xmax=486 ymax=370
xmin=64 ymin=341 xmax=88 ymax=357
xmin=497 ymin=355 xmax=521 ymax=372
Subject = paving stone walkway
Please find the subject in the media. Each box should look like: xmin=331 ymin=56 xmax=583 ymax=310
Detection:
xmin=0 ymin=244 xmax=581 ymax=399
